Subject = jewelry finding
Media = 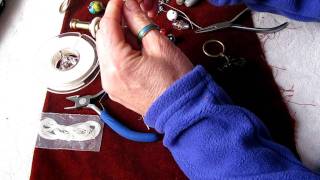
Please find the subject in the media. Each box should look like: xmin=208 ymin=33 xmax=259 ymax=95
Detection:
xmin=203 ymin=40 xmax=246 ymax=71
xmin=88 ymin=1 xmax=105 ymax=14
xmin=70 ymin=17 xmax=101 ymax=38
xmin=202 ymin=40 xmax=225 ymax=58
xmin=172 ymin=20 xmax=190 ymax=30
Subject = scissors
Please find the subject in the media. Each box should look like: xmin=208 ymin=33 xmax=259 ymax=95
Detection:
xmin=65 ymin=90 xmax=159 ymax=143
xmin=195 ymin=8 xmax=288 ymax=34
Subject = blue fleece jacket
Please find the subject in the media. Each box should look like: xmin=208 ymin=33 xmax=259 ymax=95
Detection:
xmin=145 ymin=66 xmax=320 ymax=179
xmin=209 ymin=0 xmax=320 ymax=21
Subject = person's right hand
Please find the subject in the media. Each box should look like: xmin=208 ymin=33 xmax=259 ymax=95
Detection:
xmin=96 ymin=0 xmax=193 ymax=115
xmin=138 ymin=0 xmax=157 ymax=17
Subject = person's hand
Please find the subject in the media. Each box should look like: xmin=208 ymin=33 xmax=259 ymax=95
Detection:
xmin=138 ymin=0 xmax=158 ymax=17
xmin=96 ymin=0 xmax=193 ymax=115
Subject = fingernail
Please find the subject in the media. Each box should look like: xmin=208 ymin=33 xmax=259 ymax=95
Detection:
xmin=125 ymin=0 xmax=139 ymax=10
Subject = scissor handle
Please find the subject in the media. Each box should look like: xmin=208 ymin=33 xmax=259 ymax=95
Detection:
xmin=100 ymin=110 xmax=159 ymax=142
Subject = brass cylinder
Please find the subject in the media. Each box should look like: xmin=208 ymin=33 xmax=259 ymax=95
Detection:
xmin=70 ymin=19 xmax=90 ymax=30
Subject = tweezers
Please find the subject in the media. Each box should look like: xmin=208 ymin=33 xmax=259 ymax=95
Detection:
xmin=195 ymin=8 xmax=288 ymax=34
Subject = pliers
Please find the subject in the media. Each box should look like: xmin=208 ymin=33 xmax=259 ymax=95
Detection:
xmin=64 ymin=90 xmax=159 ymax=142
xmin=195 ymin=8 xmax=288 ymax=34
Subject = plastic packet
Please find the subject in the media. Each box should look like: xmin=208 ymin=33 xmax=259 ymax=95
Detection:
xmin=36 ymin=112 xmax=103 ymax=152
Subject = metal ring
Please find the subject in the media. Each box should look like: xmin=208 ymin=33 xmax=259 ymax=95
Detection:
xmin=137 ymin=23 xmax=160 ymax=41
xmin=202 ymin=39 xmax=225 ymax=58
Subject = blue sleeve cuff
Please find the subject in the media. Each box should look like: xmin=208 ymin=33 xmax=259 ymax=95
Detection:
xmin=144 ymin=65 xmax=232 ymax=132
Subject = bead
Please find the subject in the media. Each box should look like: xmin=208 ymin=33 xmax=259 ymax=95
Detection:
xmin=184 ymin=0 xmax=200 ymax=7
xmin=172 ymin=20 xmax=189 ymax=30
xmin=167 ymin=34 xmax=176 ymax=43
xmin=88 ymin=1 xmax=105 ymax=14
xmin=160 ymin=28 xmax=168 ymax=35
xmin=166 ymin=10 xmax=178 ymax=21
xmin=176 ymin=0 xmax=184 ymax=5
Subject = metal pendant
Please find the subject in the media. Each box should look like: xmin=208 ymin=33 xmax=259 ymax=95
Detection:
xmin=172 ymin=20 xmax=190 ymax=30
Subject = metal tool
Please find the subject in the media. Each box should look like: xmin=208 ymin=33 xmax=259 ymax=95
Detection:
xmin=195 ymin=8 xmax=288 ymax=34
xmin=70 ymin=17 xmax=101 ymax=38
xmin=65 ymin=90 xmax=159 ymax=142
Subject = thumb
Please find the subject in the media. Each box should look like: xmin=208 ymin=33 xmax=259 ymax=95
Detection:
xmin=123 ymin=0 xmax=160 ymax=44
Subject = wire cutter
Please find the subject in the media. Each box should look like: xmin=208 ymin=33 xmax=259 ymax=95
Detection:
xmin=195 ymin=8 xmax=288 ymax=34
xmin=65 ymin=90 xmax=158 ymax=142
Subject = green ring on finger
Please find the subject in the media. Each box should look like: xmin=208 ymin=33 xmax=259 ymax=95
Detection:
xmin=137 ymin=23 xmax=160 ymax=41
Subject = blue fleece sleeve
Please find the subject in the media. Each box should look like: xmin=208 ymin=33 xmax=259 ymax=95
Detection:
xmin=209 ymin=0 xmax=320 ymax=21
xmin=144 ymin=66 xmax=320 ymax=179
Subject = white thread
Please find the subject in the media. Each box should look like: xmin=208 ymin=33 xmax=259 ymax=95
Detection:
xmin=39 ymin=118 xmax=101 ymax=141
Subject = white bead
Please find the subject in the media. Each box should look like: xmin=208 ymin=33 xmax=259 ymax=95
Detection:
xmin=166 ymin=10 xmax=178 ymax=21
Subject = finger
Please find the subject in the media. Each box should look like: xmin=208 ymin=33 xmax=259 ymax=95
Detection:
xmin=141 ymin=0 xmax=154 ymax=12
xmin=123 ymin=0 xmax=162 ymax=47
xmin=147 ymin=1 xmax=158 ymax=18
xmin=99 ymin=0 xmax=125 ymax=43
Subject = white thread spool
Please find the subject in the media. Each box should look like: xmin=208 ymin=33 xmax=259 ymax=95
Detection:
xmin=36 ymin=32 xmax=99 ymax=94
xmin=166 ymin=10 xmax=178 ymax=21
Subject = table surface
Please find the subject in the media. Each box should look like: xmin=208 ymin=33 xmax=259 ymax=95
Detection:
xmin=0 ymin=0 xmax=320 ymax=179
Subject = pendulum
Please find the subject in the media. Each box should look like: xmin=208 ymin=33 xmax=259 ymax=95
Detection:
xmin=88 ymin=1 xmax=105 ymax=14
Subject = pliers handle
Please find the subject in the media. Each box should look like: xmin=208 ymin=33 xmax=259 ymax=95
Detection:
xmin=99 ymin=110 xmax=158 ymax=142
xmin=65 ymin=91 xmax=159 ymax=143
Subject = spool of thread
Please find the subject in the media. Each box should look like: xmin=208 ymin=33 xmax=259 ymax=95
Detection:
xmin=35 ymin=32 xmax=99 ymax=94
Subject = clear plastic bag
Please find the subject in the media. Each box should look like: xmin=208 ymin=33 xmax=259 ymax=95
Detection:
xmin=36 ymin=112 xmax=103 ymax=152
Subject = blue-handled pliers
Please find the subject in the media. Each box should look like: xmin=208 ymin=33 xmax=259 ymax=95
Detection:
xmin=64 ymin=90 xmax=159 ymax=143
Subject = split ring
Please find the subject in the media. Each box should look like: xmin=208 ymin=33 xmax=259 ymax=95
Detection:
xmin=202 ymin=40 xmax=225 ymax=58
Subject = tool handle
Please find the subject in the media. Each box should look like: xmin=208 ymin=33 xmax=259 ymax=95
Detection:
xmin=100 ymin=110 xmax=159 ymax=142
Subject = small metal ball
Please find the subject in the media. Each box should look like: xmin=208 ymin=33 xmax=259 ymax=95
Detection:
xmin=167 ymin=34 xmax=176 ymax=43
xmin=88 ymin=1 xmax=105 ymax=14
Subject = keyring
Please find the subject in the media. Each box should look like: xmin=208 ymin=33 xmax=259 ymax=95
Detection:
xmin=202 ymin=40 xmax=225 ymax=58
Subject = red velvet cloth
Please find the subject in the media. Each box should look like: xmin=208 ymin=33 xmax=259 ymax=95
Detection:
xmin=30 ymin=0 xmax=297 ymax=179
